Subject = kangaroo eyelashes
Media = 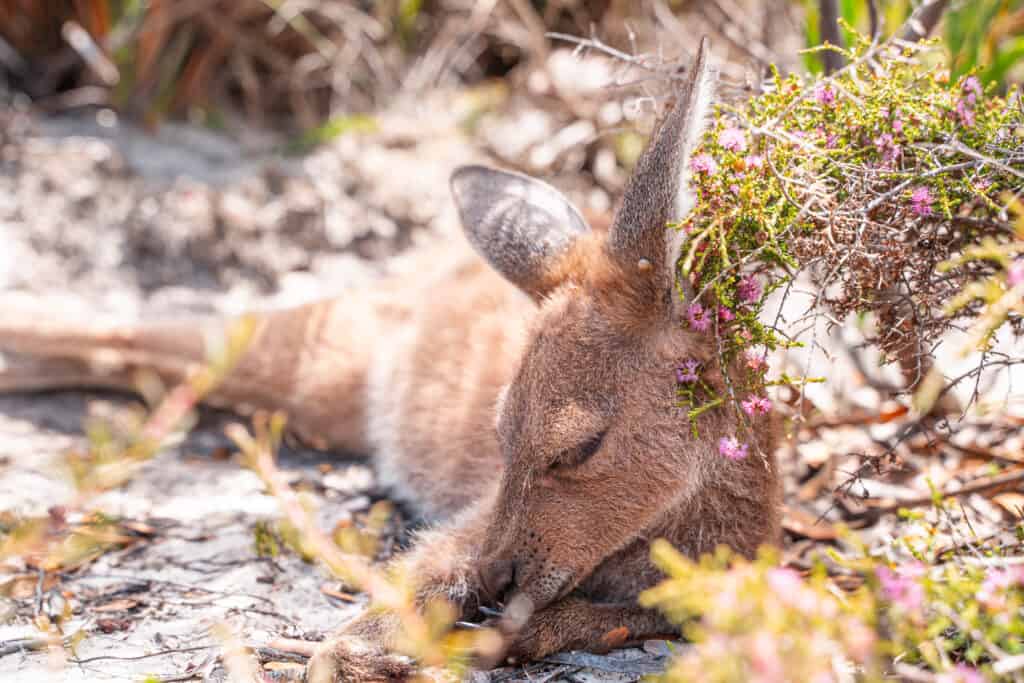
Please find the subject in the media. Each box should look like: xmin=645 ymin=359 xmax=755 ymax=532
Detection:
xmin=551 ymin=430 xmax=607 ymax=470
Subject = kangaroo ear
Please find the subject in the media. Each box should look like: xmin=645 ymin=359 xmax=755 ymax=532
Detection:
xmin=606 ymin=37 xmax=716 ymax=310
xmin=450 ymin=165 xmax=591 ymax=299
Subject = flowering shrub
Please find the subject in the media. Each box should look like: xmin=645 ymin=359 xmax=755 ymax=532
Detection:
xmin=674 ymin=34 xmax=1024 ymax=459
xmin=642 ymin=543 xmax=881 ymax=683
xmin=642 ymin=532 xmax=1024 ymax=683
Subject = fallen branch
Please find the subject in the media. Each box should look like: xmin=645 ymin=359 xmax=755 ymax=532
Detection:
xmin=848 ymin=468 xmax=1024 ymax=519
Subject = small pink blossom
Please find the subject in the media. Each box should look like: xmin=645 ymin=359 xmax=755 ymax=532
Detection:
xmin=977 ymin=565 xmax=1024 ymax=608
xmin=745 ymin=351 xmax=767 ymax=371
xmin=875 ymin=563 xmax=925 ymax=612
xmin=744 ymin=154 xmax=764 ymax=170
xmin=737 ymin=275 xmax=762 ymax=303
xmin=687 ymin=302 xmax=711 ymax=332
xmin=816 ymin=126 xmax=838 ymax=149
xmin=768 ymin=569 xmax=829 ymax=614
xmin=874 ymin=133 xmax=901 ymax=164
xmin=892 ymin=117 xmax=904 ymax=134
xmin=964 ymin=75 xmax=982 ymax=98
xmin=1008 ymin=259 xmax=1024 ymax=288
xmin=717 ymin=126 xmax=748 ymax=152
xmin=937 ymin=665 xmax=985 ymax=683
xmin=718 ymin=436 xmax=749 ymax=461
xmin=910 ymin=186 xmax=934 ymax=217
xmin=741 ymin=395 xmax=772 ymax=416
xmin=956 ymin=98 xmax=976 ymax=127
xmin=691 ymin=153 xmax=718 ymax=174
xmin=676 ymin=358 xmax=701 ymax=384
xmin=718 ymin=305 xmax=735 ymax=322
xmin=955 ymin=79 xmax=981 ymax=128
xmin=814 ymin=83 xmax=836 ymax=106
xmin=749 ymin=630 xmax=784 ymax=682
xmin=766 ymin=567 xmax=802 ymax=594
xmin=842 ymin=617 xmax=877 ymax=661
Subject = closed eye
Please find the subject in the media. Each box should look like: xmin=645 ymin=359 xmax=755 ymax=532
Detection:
xmin=550 ymin=430 xmax=607 ymax=470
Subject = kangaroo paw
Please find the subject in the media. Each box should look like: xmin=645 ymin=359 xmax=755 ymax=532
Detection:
xmin=305 ymin=635 xmax=416 ymax=683
xmin=492 ymin=597 xmax=675 ymax=663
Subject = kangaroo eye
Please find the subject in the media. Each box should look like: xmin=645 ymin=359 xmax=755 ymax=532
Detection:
xmin=551 ymin=430 xmax=607 ymax=470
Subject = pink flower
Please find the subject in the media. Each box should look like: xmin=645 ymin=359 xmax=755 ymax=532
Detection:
xmin=956 ymin=98 xmax=976 ymax=127
xmin=745 ymin=351 xmax=767 ymax=371
xmin=718 ymin=436 xmax=749 ymax=461
xmin=964 ymin=75 xmax=982 ymax=98
xmin=766 ymin=567 xmax=802 ymax=594
xmin=741 ymin=395 xmax=772 ymax=416
xmin=892 ymin=117 xmax=904 ymax=134
xmin=749 ymin=630 xmax=784 ymax=681
xmin=737 ymin=275 xmax=762 ymax=303
xmin=814 ymin=83 xmax=836 ymax=106
xmin=977 ymin=565 xmax=1024 ymax=608
xmin=717 ymin=126 xmax=747 ymax=152
xmin=744 ymin=155 xmax=764 ymax=170
xmin=768 ymin=569 xmax=828 ymax=615
xmin=955 ymin=79 xmax=980 ymax=128
xmin=687 ymin=303 xmax=711 ymax=332
xmin=718 ymin=305 xmax=735 ymax=322
xmin=937 ymin=665 xmax=985 ymax=683
xmin=676 ymin=358 xmax=701 ymax=383
xmin=1008 ymin=259 xmax=1024 ymax=288
xmin=691 ymin=153 xmax=718 ymax=174
xmin=874 ymin=133 xmax=901 ymax=164
xmin=910 ymin=186 xmax=934 ymax=217
xmin=875 ymin=563 xmax=925 ymax=612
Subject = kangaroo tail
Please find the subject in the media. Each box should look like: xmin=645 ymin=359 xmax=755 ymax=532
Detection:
xmin=0 ymin=297 xmax=383 ymax=453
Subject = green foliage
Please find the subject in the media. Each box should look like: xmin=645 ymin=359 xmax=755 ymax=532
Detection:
xmin=801 ymin=0 xmax=1024 ymax=88
xmin=291 ymin=114 xmax=378 ymax=153
xmin=644 ymin=520 xmax=1024 ymax=682
xmin=946 ymin=0 xmax=1024 ymax=87
xmin=674 ymin=33 xmax=1023 ymax=444
xmin=937 ymin=197 xmax=1024 ymax=354
xmin=657 ymin=35 xmax=1024 ymax=678
xmin=643 ymin=542 xmax=882 ymax=682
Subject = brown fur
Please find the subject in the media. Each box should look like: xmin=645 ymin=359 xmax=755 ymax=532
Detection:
xmin=0 ymin=38 xmax=780 ymax=681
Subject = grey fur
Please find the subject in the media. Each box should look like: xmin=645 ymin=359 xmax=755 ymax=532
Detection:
xmin=450 ymin=165 xmax=591 ymax=298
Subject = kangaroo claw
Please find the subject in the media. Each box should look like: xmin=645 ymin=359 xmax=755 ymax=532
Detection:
xmin=478 ymin=605 xmax=503 ymax=618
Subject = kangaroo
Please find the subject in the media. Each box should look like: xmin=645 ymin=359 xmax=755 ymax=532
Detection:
xmin=0 ymin=38 xmax=780 ymax=681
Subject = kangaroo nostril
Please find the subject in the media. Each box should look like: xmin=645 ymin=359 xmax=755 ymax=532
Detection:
xmin=480 ymin=558 xmax=515 ymax=603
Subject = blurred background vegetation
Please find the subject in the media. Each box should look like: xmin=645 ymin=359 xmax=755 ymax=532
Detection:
xmin=0 ymin=1 xmax=1020 ymax=140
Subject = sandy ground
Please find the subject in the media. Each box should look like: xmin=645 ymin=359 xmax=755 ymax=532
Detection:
xmin=0 ymin=99 xmax=672 ymax=682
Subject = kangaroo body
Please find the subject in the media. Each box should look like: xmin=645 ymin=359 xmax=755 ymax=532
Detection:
xmin=0 ymin=39 xmax=781 ymax=680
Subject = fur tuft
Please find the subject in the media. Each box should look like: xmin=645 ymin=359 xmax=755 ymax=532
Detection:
xmin=673 ymin=38 xmax=718 ymax=221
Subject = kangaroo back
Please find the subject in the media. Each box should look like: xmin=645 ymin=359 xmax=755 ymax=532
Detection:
xmin=0 ymin=294 xmax=405 ymax=454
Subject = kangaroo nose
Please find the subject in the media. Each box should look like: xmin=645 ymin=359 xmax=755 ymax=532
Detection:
xmin=479 ymin=558 xmax=515 ymax=604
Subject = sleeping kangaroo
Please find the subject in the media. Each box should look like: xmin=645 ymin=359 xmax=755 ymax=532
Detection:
xmin=0 ymin=38 xmax=780 ymax=680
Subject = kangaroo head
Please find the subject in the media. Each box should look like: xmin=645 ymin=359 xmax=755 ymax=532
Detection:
xmin=450 ymin=39 xmax=719 ymax=614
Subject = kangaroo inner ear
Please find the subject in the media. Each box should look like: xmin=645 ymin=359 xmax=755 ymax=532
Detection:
xmin=450 ymin=165 xmax=591 ymax=299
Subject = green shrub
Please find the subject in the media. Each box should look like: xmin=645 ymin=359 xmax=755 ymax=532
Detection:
xmin=673 ymin=34 xmax=1023 ymax=452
